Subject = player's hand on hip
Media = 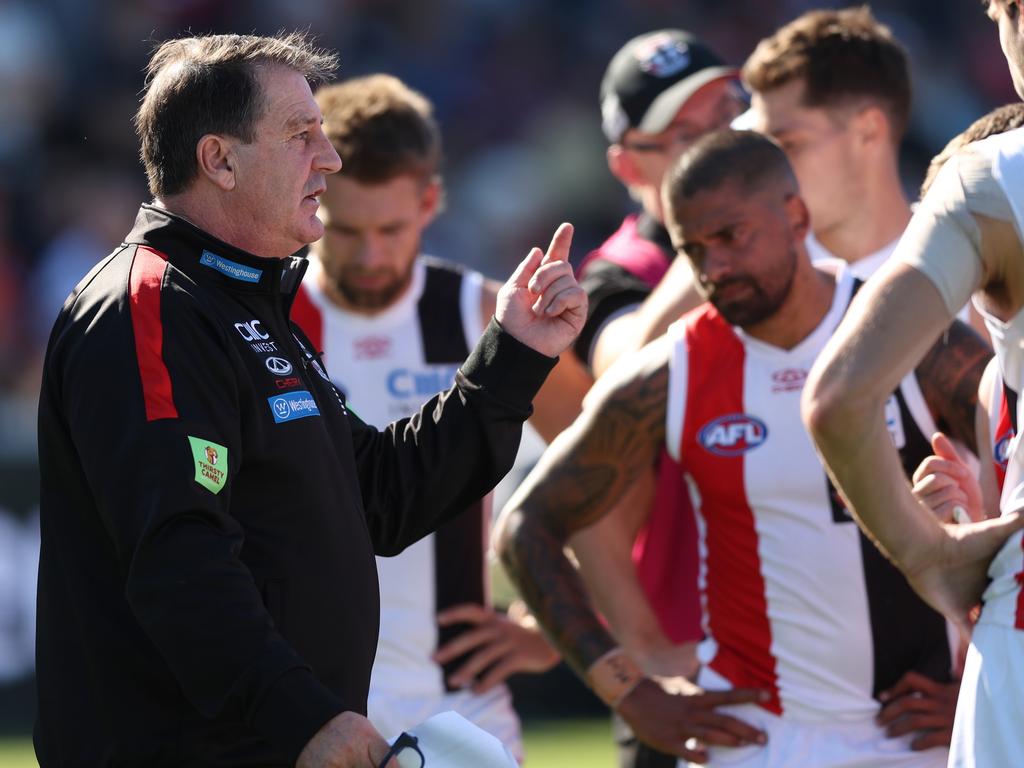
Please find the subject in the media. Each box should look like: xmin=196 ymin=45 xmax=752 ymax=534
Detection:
xmin=615 ymin=678 xmax=769 ymax=764
xmin=911 ymin=433 xmax=983 ymax=523
xmin=296 ymin=711 xmax=393 ymax=768
xmin=876 ymin=670 xmax=958 ymax=750
xmin=432 ymin=602 xmax=560 ymax=693
xmin=495 ymin=223 xmax=587 ymax=358
xmin=637 ymin=641 xmax=701 ymax=681
xmin=906 ymin=509 xmax=1024 ymax=636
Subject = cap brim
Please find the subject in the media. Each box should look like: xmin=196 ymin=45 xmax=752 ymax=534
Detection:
xmin=635 ymin=66 xmax=740 ymax=136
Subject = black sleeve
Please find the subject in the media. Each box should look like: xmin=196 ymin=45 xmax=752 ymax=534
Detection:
xmin=57 ymin=281 xmax=342 ymax=761
xmin=350 ymin=318 xmax=557 ymax=556
xmin=573 ymin=259 xmax=653 ymax=366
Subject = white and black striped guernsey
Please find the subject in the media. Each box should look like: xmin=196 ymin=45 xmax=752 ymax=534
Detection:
xmin=292 ymin=256 xmax=493 ymax=697
xmin=665 ymin=268 xmax=953 ymax=722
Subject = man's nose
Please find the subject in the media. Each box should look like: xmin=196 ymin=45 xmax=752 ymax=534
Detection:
xmin=701 ymin=247 xmax=734 ymax=284
xmin=355 ymin=237 xmax=387 ymax=268
xmin=314 ymin=128 xmax=342 ymax=175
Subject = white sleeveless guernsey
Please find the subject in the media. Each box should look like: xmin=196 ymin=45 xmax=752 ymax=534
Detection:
xmin=667 ymin=268 xmax=948 ymax=767
xmin=291 ymin=255 xmax=521 ymax=755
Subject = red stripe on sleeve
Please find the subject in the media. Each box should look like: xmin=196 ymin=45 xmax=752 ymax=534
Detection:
xmin=679 ymin=308 xmax=781 ymax=714
xmin=129 ymin=246 xmax=177 ymax=421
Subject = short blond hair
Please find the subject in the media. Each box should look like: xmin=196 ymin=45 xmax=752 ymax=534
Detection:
xmin=316 ymin=74 xmax=442 ymax=184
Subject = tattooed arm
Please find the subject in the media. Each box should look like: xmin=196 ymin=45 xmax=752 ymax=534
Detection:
xmin=495 ymin=337 xmax=768 ymax=762
xmin=496 ymin=338 xmax=670 ymax=673
xmin=914 ymin=318 xmax=992 ymax=452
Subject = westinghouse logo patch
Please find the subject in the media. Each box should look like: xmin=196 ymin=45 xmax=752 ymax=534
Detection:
xmin=188 ymin=436 xmax=229 ymax=494
xmin=267 ymin=390 xmax=321 ymax=424
xmin=200 ymin=250 xmax=262 ymax=283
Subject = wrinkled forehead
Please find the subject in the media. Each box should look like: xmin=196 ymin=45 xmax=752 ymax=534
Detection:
xmin=253 ymin=65 xmax=321 ymax=130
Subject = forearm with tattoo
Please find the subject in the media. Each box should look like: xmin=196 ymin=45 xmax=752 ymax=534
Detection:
xmin=497 ymin=340 xmax=670 ymax=677
xmin=914 ymin=319 xmax=992 ymax=452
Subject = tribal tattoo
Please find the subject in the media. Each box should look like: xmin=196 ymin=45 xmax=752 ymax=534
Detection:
xmin=496 ymin=337 xmax=671 ymax=676
xmin=915 ymin=318 xmax=992 ymax=453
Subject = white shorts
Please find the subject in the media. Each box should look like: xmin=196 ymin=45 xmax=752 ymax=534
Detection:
xmin=681 ymin=667 xmax=948 ymax=768
xmin=949 ymin=622 xmax=1024 ymax=767
xmin=368 ymin=683 xmax=523 ymax=763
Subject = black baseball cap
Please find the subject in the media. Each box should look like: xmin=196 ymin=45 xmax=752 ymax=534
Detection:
xmin=601 ymin=29 xmax=738 ymax=143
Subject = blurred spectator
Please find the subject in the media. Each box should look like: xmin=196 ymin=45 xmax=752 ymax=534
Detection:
xmin=0 ymin=186 xmax=29 ymax=393
xmin=27 ymin=163 xmax=143 ymax=347
xmin=0 ymin=1 xmax=62 ymax=176
xmin=0 ymin=507 xmax=37 ymax=683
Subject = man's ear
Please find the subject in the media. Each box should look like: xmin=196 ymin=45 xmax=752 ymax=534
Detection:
xmin=607 ymin=143 xmax=646 ymax=187
xmin=849 ymin=105 xmax=890 ymax=151
xmin=196 ymin=134 xmax=237 ymax=191
xmin=420 ymin=177 xmax=443 ymax=225
xmin=784 ymin=192 xmax=811 ymax=241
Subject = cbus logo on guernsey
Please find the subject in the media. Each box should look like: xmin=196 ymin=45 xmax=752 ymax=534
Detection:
xmin=698 ymin=414 xmax=768 ymax=456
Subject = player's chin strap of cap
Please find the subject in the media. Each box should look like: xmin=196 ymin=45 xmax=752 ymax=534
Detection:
xmin=379 ymin=731 xmax=425 ymax=768
xmin=586 ymin=647 xmax=646 ymax=709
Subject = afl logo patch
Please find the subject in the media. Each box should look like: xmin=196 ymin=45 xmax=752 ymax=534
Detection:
xmin=698 ymin=414 xmax=768 ymax=456
xmin=994 ymin=429 xmax=1014 ymax=469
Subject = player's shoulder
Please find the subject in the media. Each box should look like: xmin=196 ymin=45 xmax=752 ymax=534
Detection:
xmin=966 ymin=125 xmax=1024 ymax=162
xmin=670 ymin=301 xmax=730 ymax=343
xmin=583 ymin=331 xmax=672 ymax=412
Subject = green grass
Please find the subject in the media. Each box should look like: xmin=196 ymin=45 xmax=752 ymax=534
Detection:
xmin=0 ymin=738 xmax=35 ymax=768
xmin=523 ymin=718 xmax=615 ymax=767
xmin=0 ymin=719 xmax=615 ymax=767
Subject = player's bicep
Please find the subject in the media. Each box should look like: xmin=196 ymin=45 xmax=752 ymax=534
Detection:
xmin=811 ymin=261 xmax=955 ymax=421
xmin=896 ymin=155 xmax=985 ymax=315
xmin=504 ymin=337 xmax=670 ymax=540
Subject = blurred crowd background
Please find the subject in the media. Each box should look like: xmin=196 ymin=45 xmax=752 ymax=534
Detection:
xmin=0 ymin=0 xmax=1017 ymax=732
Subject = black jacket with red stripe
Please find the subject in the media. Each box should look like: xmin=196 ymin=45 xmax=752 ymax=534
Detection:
xmin=35 ymin=205 xmax=554 ymax=767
